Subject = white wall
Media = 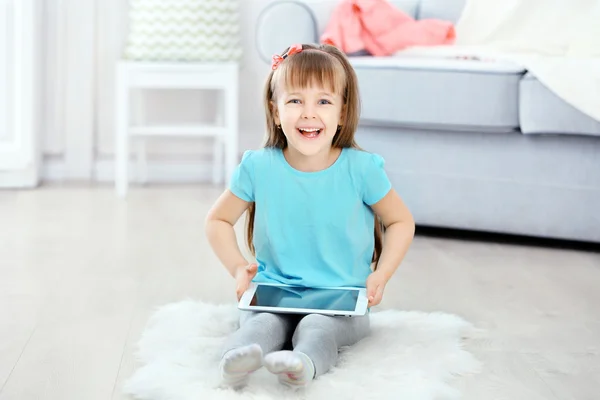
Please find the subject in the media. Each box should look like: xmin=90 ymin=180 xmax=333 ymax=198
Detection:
xmin=42 ymin=0 xmax=284 ymax=182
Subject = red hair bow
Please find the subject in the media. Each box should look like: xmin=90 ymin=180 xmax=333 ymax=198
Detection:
xmin=271 ymin=54 xmax=284 ymax=71
xmin=271 ymin=44 xmax=303 ymax=70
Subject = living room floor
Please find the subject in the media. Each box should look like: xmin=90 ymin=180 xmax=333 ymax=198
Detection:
xmin=0 ymin=186 xmax=598 ymax=400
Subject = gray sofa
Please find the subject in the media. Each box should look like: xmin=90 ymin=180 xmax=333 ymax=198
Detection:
xmin=255 ymin=0 xmax=600 ymax=243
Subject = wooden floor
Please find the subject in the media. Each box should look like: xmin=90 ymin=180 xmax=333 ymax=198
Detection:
xmin=0 ymin=186 xmax=598 ymax=400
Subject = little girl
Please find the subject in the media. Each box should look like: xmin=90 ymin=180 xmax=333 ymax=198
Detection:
xmin=205 ymin=43 xmax=415 ymax=389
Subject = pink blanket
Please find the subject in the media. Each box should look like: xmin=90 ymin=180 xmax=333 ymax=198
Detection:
xmin=321 ymin=0 xmax=456 ymax=56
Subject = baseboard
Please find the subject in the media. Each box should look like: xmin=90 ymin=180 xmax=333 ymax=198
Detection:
xmin=43 ymin=158 xmax=214 ymax=183
xmin=42 ymin=158 xmax=67 ymax=182
xmin=0 ymin=166 xmax=40 ymax=188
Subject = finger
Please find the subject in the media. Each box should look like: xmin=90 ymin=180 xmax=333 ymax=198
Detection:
xmin=246 ymin=263 xmax=258 ymax=275
xmin=236 ymin=282 xmax=248 ymax=300
xmin=247 ymin=263 xmax=258 ymax=278
xmin=369 ymin=295 xmax=380 ymax=307
xmin=246 ymin=263 xmax=257 ymax=271
xmin=367 ymin=284 xmax=378 ymax=303
xmin=374 ymin=285 xmax=385 ymax=305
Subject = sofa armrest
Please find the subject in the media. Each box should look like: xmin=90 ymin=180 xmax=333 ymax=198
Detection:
xmin=255 ymin=1 xmax=318 ymax=64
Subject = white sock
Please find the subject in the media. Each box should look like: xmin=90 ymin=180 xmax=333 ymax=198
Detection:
xmin=219 ymin=344 xmax=263 ymax=388
xmin=264 ymin=350 xmax=315 ymax=388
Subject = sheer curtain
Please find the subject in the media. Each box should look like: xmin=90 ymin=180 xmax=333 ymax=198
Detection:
xmin=41 ymin=0 xmax=98 ymax=180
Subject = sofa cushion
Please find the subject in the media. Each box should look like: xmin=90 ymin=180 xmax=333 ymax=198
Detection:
xmin=417 ymin=0 xmax=466 ymax=23
xmin=255 ymin=0 xmax=421 ymax=63
xmin=351 ymin=56 xmax=525 ymax=131
xmin=520 ymin=73 xmax=600 ymax=137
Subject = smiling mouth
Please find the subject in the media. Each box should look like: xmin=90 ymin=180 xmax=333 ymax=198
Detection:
xmin=297 ymin=128 xmax=323 ymax=138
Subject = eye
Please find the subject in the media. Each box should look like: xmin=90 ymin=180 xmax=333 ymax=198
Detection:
xmin=287 ymin=99 xmax=301 ymax=104
xmin=319 ymin=99 xmax=332 ymax=105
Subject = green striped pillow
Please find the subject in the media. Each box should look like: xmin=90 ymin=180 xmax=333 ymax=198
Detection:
xmin=124 ymin=0 xmax=242 ymax=62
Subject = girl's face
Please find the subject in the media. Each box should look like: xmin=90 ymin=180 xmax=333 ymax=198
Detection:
xmin=272 ymin=83 xmax=344 ymax=158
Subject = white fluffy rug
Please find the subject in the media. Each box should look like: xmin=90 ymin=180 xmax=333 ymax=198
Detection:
xmin=124 ymin=300 xmax=481 ymax=400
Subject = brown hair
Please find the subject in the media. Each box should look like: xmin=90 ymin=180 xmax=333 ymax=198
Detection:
xmin=246 ymin=44 xmax=384 ymax=268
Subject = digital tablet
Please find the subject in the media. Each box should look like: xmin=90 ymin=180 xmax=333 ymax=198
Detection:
xmin=238 ymin=282 xmax=368 ymax=317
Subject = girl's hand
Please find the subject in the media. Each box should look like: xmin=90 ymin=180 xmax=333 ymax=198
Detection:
xmin=366 ymin=270 xmax=388 ymax=307
xmin=235 ymin=263 xmax=258 ymax=300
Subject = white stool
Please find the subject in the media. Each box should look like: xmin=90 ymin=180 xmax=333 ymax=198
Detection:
xmin=114 ymin=61 xmax=239 ymax=197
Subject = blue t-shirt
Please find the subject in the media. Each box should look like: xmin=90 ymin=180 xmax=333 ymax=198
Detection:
xmin=229 ymin=147 xmax=392 ymax=288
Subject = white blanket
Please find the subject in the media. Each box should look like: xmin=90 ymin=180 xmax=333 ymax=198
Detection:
xmin=397 ymin=0 xmax=600 ymax=121
xmin=124 ymin=300 xmax=481 ymax=400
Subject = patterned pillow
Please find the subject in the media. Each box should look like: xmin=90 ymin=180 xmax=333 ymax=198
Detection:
xmin=124 ymin=0 xmax=242 ymax=62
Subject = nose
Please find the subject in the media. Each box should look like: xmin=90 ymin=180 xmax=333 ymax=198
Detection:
xmin=301 ymin=103 xmax=317 ymax=119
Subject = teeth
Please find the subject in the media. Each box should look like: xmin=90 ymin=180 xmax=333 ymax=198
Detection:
xmin=300 ymin=128 xmax=320 ymax=132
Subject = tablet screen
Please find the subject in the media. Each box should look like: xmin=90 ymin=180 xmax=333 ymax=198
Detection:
xmin=251 ymin=285 xmax=359 ymax=311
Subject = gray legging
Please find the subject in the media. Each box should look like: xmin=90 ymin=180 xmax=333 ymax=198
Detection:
xmin=222 ymin=311 xmax=370 ymax=377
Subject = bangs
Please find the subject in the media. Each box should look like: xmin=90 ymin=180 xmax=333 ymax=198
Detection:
xmin=273 ymin=50 xmax=346 ymax=97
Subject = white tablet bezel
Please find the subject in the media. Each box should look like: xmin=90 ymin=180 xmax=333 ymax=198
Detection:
xmin=238 ymin=282 xmax=369 ymax=317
